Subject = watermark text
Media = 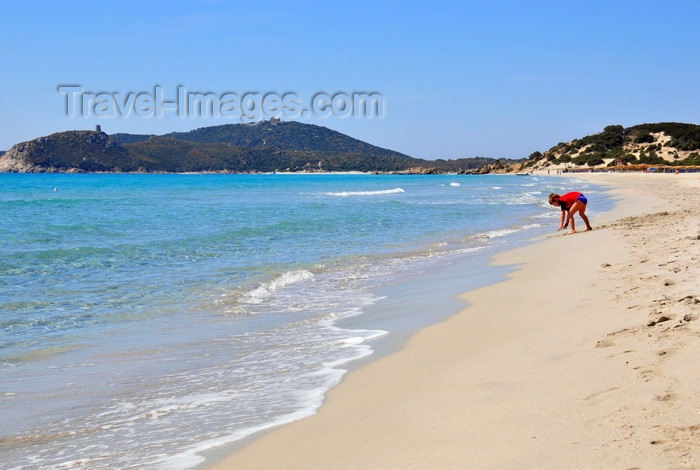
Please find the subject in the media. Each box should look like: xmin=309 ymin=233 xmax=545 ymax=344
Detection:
xmin=58 ymin=85 xmax=384 ymax=121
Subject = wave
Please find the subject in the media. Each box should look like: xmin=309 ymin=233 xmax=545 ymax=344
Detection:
xmin=484 ymin=223 xmax=542 ymax=239
xmin=323 ymin=188 xmax=404 ymax=197
xmin=240 ymin=269 xmax=314 ymax=305
xmin=504 ymin=192 xmax=541 ymax=205
xmin=1 ymin=344 xmax=86 ymax=365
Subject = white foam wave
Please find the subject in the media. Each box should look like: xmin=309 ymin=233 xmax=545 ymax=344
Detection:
xmin=242 ymin=270 xmax=314 ymax=304
xmin=324 ymin=188 xmax=404 ymax=197
xmin=532 ymin=211 xmax=558 ymax=219
xmin=505 ymin=193 xmax=540 ymax=205
xmin=449 ymin=182 xmax=461 ymax=187
xmin=484 ymin=223 xmax=541 ymax=238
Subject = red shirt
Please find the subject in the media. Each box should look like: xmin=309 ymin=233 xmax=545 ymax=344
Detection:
xmin=557 ymin=192 xmax=582 ymax=210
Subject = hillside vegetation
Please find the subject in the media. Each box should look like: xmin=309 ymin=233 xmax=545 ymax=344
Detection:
xmin=0 ymin=121 xmax=502 ymax=173
xmin=0 ymin=131 xmax=155 ymax=172
xmin=522 ymin=122 xmax=700 ymax=170
xmin=112 ymin=120 xmax=412 ymax=157
xmin=3 ymin=121 xmax=697 ymax=174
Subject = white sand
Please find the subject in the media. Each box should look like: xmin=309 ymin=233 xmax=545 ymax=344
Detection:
xmin=207 ymin=173 xmax=700 ymax=469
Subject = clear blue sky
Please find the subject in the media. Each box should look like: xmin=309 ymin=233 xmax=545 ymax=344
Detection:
xmin=2 ymin=0 xmax=699 ymax=159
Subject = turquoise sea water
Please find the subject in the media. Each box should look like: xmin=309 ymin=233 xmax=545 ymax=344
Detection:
xmin=0 ymin=173 xmax=604 ymax=469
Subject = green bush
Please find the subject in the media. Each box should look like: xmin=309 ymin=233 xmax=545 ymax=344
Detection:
xmin=606 ymin=148 xmax=623 ymax=159
xmin=621 ymin=153 xmax=638 ymax=164
xmin=629 ymin=122 xmax=700 ymax=151
xmin=680 ymin=152 xmax=700 ymax=165
xmin=635 ymin=132 xmax=655 ymax=144
xmin=572 ymin=153 xmax=605 ymax=167
xmin=638 ymin=152 xmax=666 ymax=165
xmin=584 ymin=143 xmax=606 ymax=153
xmin=603 ymin=125 xmax=625 ymax=135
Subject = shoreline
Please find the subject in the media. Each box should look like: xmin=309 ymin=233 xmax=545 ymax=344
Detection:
xmin=204 ymin=173 xmax=699 ymax=469
xmin=5 ymin=173 xmax=574 ymax=470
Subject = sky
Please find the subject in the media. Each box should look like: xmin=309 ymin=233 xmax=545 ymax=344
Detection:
xmin=1 ymin=0 xmax=699 ymax=159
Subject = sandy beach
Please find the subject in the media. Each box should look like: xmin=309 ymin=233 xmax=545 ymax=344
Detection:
xmin=206 ymin=173 xmax=699 ymax=469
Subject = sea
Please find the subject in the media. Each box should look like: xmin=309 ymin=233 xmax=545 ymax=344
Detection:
xmin=0 ymin=173 xmax=607 ymax=469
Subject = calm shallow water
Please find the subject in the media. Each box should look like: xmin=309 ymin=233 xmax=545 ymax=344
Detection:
xmin=0 ymin=173 xmax=606 ymax=469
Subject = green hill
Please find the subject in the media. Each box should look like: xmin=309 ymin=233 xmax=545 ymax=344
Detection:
xmin=0 ymin=131 xmax=156 ymax=172
xmin=123 ymin=136 xmax=423 ymax=173
xmin=0 ymin=121 xmax=502 ymax=173
xmin=112 ymin=120 xmax=412 ymax=158
xmin=110 ymin=133 xmax=153 ymax=144
xmin=160 ymin=120 xmax=410 ymax=157
xmin=522 ymin=122 xmax=700 ymax=169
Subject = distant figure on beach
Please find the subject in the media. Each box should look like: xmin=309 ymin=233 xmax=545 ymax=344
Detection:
xmin=548 ymin=192 xmax=592 ymax=235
